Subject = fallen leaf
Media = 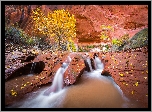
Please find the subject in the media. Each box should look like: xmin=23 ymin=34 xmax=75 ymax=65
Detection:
xmin=135 ymin=82 xmax=138 ymax=86
xmin=131 ymin=91 xmax=134 ymax=94
xmin=119 ymin=73 xmax=124 ymax=77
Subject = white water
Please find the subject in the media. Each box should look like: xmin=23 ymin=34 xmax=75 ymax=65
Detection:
xmin=94 ymin=56 xmax=104 ymax=72
xmin=27 ymin=62 xmax=36 ymax=76
xmin=61 ymin=56 xmax=130 ymax=108
xmin=7 ymin=86 xmax=68 ymax=108
xmin=7 ymin=54 xmax=138 ymax=108
xmin=43 ymin=56 xmax=71 ymax=95
xmin=86 ymin=58 xmax=93 ymax=72
xmin=7 ymin=70 xmax=131 ymax=108
xmin=85 ymin=56 xmax=104 ymax=73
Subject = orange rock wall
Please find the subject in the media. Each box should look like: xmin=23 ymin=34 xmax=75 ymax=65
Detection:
xmin=5 ymin=5 xmax=148 ymax=43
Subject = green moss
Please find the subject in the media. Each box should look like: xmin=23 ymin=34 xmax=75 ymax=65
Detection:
xmin=123 ymin=28 xmax=148 ymax=50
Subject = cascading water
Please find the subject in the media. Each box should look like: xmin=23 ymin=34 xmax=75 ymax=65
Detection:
xmin=28 ymin=62 xmax=36 ymax=76
xmin=6 ymin=54 xmax=138 ymax=108
xmin=83 ymin=53 xmax=93 ymax=72
xmin=86 ymin=58 xmax=93 ymax=72
xmin=43 ymin=56 xmax=71 ymax=95
xmin=7 ymin=56 xmax=72 ymax=108
xmin=94 ymin=56 xmax=104 ymax=71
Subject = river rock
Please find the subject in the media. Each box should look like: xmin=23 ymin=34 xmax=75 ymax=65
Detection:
xmin=64 ymin=54 xmax=86 ymax=86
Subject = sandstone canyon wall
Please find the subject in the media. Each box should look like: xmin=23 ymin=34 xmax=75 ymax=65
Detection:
xmin=5 ymin=5 xmax=148 ymax=44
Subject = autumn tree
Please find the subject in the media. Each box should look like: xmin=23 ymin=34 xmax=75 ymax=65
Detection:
xmin=31 ymin=8 xmax=77 ymax=51
xmin=100 ymin=25 xmax=114 ymax=43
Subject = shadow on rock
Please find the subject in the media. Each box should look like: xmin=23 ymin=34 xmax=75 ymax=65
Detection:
xmin=6 ymin=61 xmax=45 ymax=81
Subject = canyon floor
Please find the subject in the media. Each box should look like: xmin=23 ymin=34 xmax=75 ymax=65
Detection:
xmin=5 ymin=46 xmax=148 ymax=108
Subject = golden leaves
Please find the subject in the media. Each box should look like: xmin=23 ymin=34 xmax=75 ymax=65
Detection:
xmin=131 ymin=91 xmax=134 ymax=94
xmin=11 ymin=89 xmax=17 ymax=96
xmin=146 ymin=70 xmax=148 ymax=74
xmin=119 ymin=73 xmax=124 ymax=77
xmin=21 ymin=86 xmax=24 ymax=89
xmin=31 ymin=8 xmax=76 ymax=51
xmin=135 ymin=82 xmax=139 ymax=86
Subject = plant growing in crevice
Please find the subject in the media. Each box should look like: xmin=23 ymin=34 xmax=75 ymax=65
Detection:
xmin=111 ymin=34 xmax=130 ymax=51
xmin=100 ymin=25 xmax=114 ymax=43
xmin=5 ymin=25 xmax=32 ymax=45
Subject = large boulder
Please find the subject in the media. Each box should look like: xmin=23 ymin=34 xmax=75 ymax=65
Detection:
xmin=64 ymin=53 xmax=86 ymax=85
xmin=126 ymin=28 xmax=148 ymax=49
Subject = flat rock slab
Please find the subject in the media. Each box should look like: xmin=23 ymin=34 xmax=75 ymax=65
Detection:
xmin=100 ymin=47 xmax=148 ymax=108
xmin=5 ymin=51 xmax=70 ymax=106
xmin=5 ymin=51 xmax=36 ymax=80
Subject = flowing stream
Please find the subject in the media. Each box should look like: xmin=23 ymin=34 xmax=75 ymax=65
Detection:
xmin=86 ymin=58 xmax=93 ymax=72
xmin=6 ymin=55 xmax=139 ymax=108
xmin=27 ymin=62 xmax=36 ymax=76
xmin=43 ymin=56 xmax=71 ymax=95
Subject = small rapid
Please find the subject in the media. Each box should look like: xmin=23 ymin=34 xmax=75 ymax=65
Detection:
xmin=43 ymin=56 xmax=71 ymax=95
xmin=6 ymin=53 xmax=138 ymax=108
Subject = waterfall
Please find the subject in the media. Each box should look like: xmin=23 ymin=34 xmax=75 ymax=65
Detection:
xmin=43 ymin=56 xmax=71 ymax=96
xmin=94 ymin=56 xmax=104 ymax=72
xmin=6 ymin=54 xmax=134 ymax=108
xmin=86 ymin=58 xmax=93 ymax=72
xmin=28 ymin=62 xmax=36 ymax=76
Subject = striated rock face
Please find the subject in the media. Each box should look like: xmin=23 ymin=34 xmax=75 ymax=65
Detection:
xmin=5 ymin=5 xmax=148 ymax=43
xmin=69 ymin=5 xmax=148 ymax=43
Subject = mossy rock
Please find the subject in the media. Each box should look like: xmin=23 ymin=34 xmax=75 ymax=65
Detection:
xmin=123 ymin=28 xmax=148 ymax=50
xmin=111 ymin=45 xmax=120 ymax=52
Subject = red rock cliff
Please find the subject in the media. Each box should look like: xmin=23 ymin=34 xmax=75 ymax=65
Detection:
xmin=5 ymin=5 xmax=148 ymax=43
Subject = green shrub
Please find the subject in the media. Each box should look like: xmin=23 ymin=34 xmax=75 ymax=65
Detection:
xmin=112 ymin=38 xmax=122 ymax=46
xmin=104 ymin=44 xmax=109 ymax=50
xmin=5 ymin=26 xmax=28 ymax=44
xmin=111 ymin=34 xmax=130 ymax=51
xmin=68 ymin=41 xmax=77 ymax=52
xmin=100 ymin=33 xmax=109 ymax=41
xmin=86 ymin=45 xmax=94 ymax=48
xmin=123 ymin=28 xmax=148 ymax=50
xmin=120 ymin=34 xmax=129 ymax=45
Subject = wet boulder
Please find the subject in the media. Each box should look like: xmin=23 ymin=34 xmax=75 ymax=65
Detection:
xmin=64 ymin=54 xmax=86 ymax=86
xmin=5 ymin=51 xmax=70 ymax=106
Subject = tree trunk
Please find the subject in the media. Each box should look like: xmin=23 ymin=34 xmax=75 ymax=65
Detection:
xmin=58 ymin=36 xmax=61 ymax=50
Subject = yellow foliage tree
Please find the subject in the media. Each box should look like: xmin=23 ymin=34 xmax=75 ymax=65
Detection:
xmin=100 ymin=25 xmax=114 ymax=43
xmin=31 ymin=8 xmax=76 ymax=51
